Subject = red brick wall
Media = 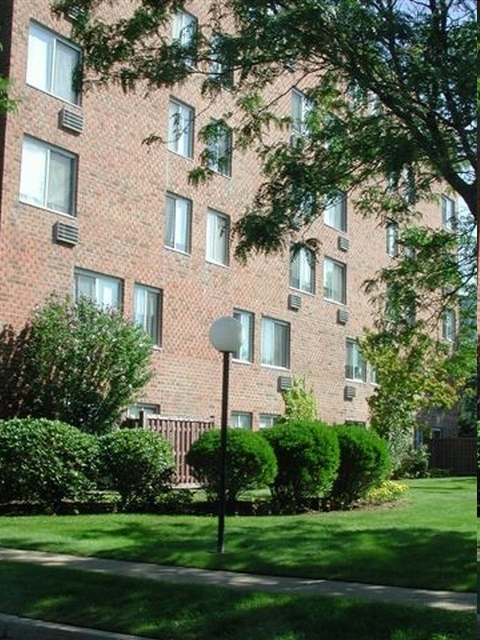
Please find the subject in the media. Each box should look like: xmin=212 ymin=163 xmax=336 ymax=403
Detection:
xmin=0 ymin=0 xmax=445 ymax=428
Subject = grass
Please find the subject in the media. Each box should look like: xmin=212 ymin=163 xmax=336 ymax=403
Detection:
xmin=0 ymin=478 xmax=475 ymax=592
xmin=0 ymin=561 xmax=474 ymax=640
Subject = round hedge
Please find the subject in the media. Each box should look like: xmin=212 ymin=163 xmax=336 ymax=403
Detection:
xmin=0 ymin=417 xmax=98 ymax=511
xmin=263 ymin=420 xmax=340 ymax=512
xmin=99 ymin=428 xmax=175 ymax=509
xmin=186 ymin=427 xmax=278 ymax=503
xmin=329 ymin=425 xmax=391 ymax=507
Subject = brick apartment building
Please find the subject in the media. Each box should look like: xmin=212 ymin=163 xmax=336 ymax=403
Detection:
xmin=0 ymin=0 xmax=455 ymax=430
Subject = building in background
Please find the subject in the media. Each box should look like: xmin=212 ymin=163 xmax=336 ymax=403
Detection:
xmin=0 ymin=0 xmax=451 ymax=429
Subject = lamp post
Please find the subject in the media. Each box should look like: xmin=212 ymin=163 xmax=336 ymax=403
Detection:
xmin=209 ymin=316 xmax=243 ymax=554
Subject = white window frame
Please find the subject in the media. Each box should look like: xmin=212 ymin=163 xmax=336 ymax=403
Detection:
xmin=323 ymin=257 xmax=346 ymax=304
xmin=27 ymin=21 xmax=81 ymax=104
xmin=386 ymin=220 xmax=399 ymax=257
xmin=345 ymin=339 xmax=367 ymax=382
xmin=442 ymin=309 xmax=456 ymax=342
xmin=134 ymin=283 xmax=162 ymax=346
xmin=168 ymin=99 xmax=194 ymax=158
xmin=74 ymin=269 xmax=122 ymax=311
xmin=19 ymin=136 xmax=77 ymax=216
xmin=259 ymin=413 xmax=280 ymax=429
xmin=233 ymin=309 xmax=254 ymax=363
xmin=324 ymin=192 xmax=347 ymax=232
xmin=441 ymin=195 xmax=455 ymax=230
xmin=208 ymin=120 xmax=233 ymax=177
xmin=291 ymin=88 xmax=313 ymax=136
xmin=172 ymin=9 xmax=198 ymax=68
xmin=230 ymin=411 xmax=252 ymax=429
xmin=165 ymin=192 xmax=192 ymax=254
xmin=261 ymin=317 xmax=290 ymax=369
xmin=206 ymin=209 xmax=230 ymax=266
xmin=290 ymin=246 xmax=315 ymax=294
xmin=209 ymin=34 xmax=234 ymax=87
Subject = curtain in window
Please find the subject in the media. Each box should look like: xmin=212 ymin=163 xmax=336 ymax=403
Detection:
xmin=75 ymin=273 xmax=95 ymax=300
xmin=26 ymin=24 xmax=52 ymax=92
xmin=47 ymin=151 xmax=73 ymax=214
xmin=54 ymin=40 xmax=78 ymax=103
xmin=20 ymin=138 xmax=47 ymax=207
xmin=207 ymin=211 xmax=228 ymax=264
xmin=166 ymin=195 xmax=190 ymax=251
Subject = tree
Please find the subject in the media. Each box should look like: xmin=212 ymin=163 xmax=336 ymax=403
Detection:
xmin=0 ymin=294 xmax=153 ymax=433
xmin=0 ymin=38 xmax=17 ymax=115
xmin=52 ymin=0 xmax=477 ymax=245
xmin=51 ymin=0 xmax=476 ymax=432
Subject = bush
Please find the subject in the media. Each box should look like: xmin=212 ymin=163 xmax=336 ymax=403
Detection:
xmin=329 ymin=426 xmax=391 ymax=507
xmin=0 ymin=294 xmax=153 ymax=433
xmin=392 ymin=444 xmax=430 ymax=479
xmin=186 ymin=428 xmax=278 ymax=504
xmin=0 ymin=418 xmax=99 ymax=511
xmin=99 ymin=428 xmax=175 ymax=509
xmin=362 ymin=480 xmax=408 ymax=505
xmin=263 ymin=420 xmax=340 ymax=513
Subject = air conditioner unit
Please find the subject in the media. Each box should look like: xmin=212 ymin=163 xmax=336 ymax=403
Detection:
xmin=344 ymin=385 xmax=356 ymax=400
xmin=337 ymin=308 xmax=349 ymax=325
xmin=277 ymin=376 xmax=293 ymax=392
xmin=337 ymin=236 xmax=350 ymax=252
xmin=59 ymin=107 xmax=84 ymax=134
xmin=53 ymin=222 xmax=79 ymax=246
xmin=288 ymin=293 xmax=302 ymax=311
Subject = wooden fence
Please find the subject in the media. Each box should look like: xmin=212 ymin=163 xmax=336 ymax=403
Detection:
xmin=132 ymin=413 xmax=215 ymax=486
xmin=427 ymin=437 xmax=476 ymax=476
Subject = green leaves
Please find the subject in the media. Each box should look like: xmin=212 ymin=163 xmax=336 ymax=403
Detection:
xmin=0 ymin=294 xmax=153 ymax=433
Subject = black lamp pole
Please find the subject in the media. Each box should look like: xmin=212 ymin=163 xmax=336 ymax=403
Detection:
xmin=217 ymin=350 xmax=230 ymax=554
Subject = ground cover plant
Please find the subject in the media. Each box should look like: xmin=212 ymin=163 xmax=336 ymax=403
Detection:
xmin=0 ymin=478 xmax=474 ymax=593
xmin=0 ymin=561 xmax=473 ymax=640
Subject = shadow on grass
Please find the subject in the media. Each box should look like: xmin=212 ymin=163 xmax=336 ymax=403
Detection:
xmin=0 ymin=562 xmax=474 ymax=640
xmin=0 ymin=519 xmax=474 ymax=592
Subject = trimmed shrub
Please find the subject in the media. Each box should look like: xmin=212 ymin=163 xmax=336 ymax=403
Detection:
xmin=362 ymin=480 xmax=408 ymax=505
xmin=329 ymin=426 xmax=391 ymax=507
xmin=186 ymin=428 xmax=278 ymax=504
xmin=263 ymin=420 xmax=340 ymax=513
xmin=0 ymin=418 xmax=99 ymax=511
xmin=99 ymin=428 xmax=175 ymax=509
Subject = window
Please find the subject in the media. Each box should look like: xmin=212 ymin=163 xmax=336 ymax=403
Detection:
xmin=172 ymin=10 xmax=197 ymax=68
xmin=324 ymin=192 xmax=347 ymax=231
xmin=291 ymin=88 xmax=313 ymax=136
xmin=261 ymin=317 xmax=290 ymax=368
xmin=386 ymin=220 xmax=399 ymax=257
xmin=209 ymin=34 xmax=234 ymax=87
xmin=208 ymin=120 xmax=232 ymax=176
xmin=206 ymin=209 xmax=230 ymax=265
xmin=165 ymin=193 xmax=192 ymax=253
xmin=345 ymin=339 xmax=366 ymax=382
xmin=27 ymin=22 xmax=81 ymax=104
xmin=168 ymin=99 xmax=194 ymax=158
xmin=134 ymin=284 xmax=162 ymax=345
xmin=442 ymin=309 xmax=456 ymax=342
xmin=74 ymin=269 xmax=122 ymax=310
xmin=259 ymin=413 xmax=280 ymax=429
xmin=441 ymin=195 xmax=455 ymax=230
xmin=290 ymin=246 xmax=315 ymax=294
xmin=19 ymin=136 xmax=77 ymax=215
xmin=231 ymin=412 xmax=252 ymax=429
xmin=127 ymin=403 xmax=160 ymax=419
xmin=370 ymin=367 xmax=378 ymax=385
xmin=233 ymin=309 xmax=254 ymax=362
xmin=323 ymin=258 xmax=346 ymax=304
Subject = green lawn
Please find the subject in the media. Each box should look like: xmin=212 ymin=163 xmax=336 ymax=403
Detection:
xmin=0 ymin=562 xmax=474 ymax=640
xmin=0 ymin=478 xmax=475 ymax=592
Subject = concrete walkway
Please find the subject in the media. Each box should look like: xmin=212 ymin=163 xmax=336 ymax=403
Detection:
xmin=0 ymin=547 xmax=476 ymax=640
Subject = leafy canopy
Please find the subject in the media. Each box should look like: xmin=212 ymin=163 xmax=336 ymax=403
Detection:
xmin=52 ymin=0 xmax=477 ymax=258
